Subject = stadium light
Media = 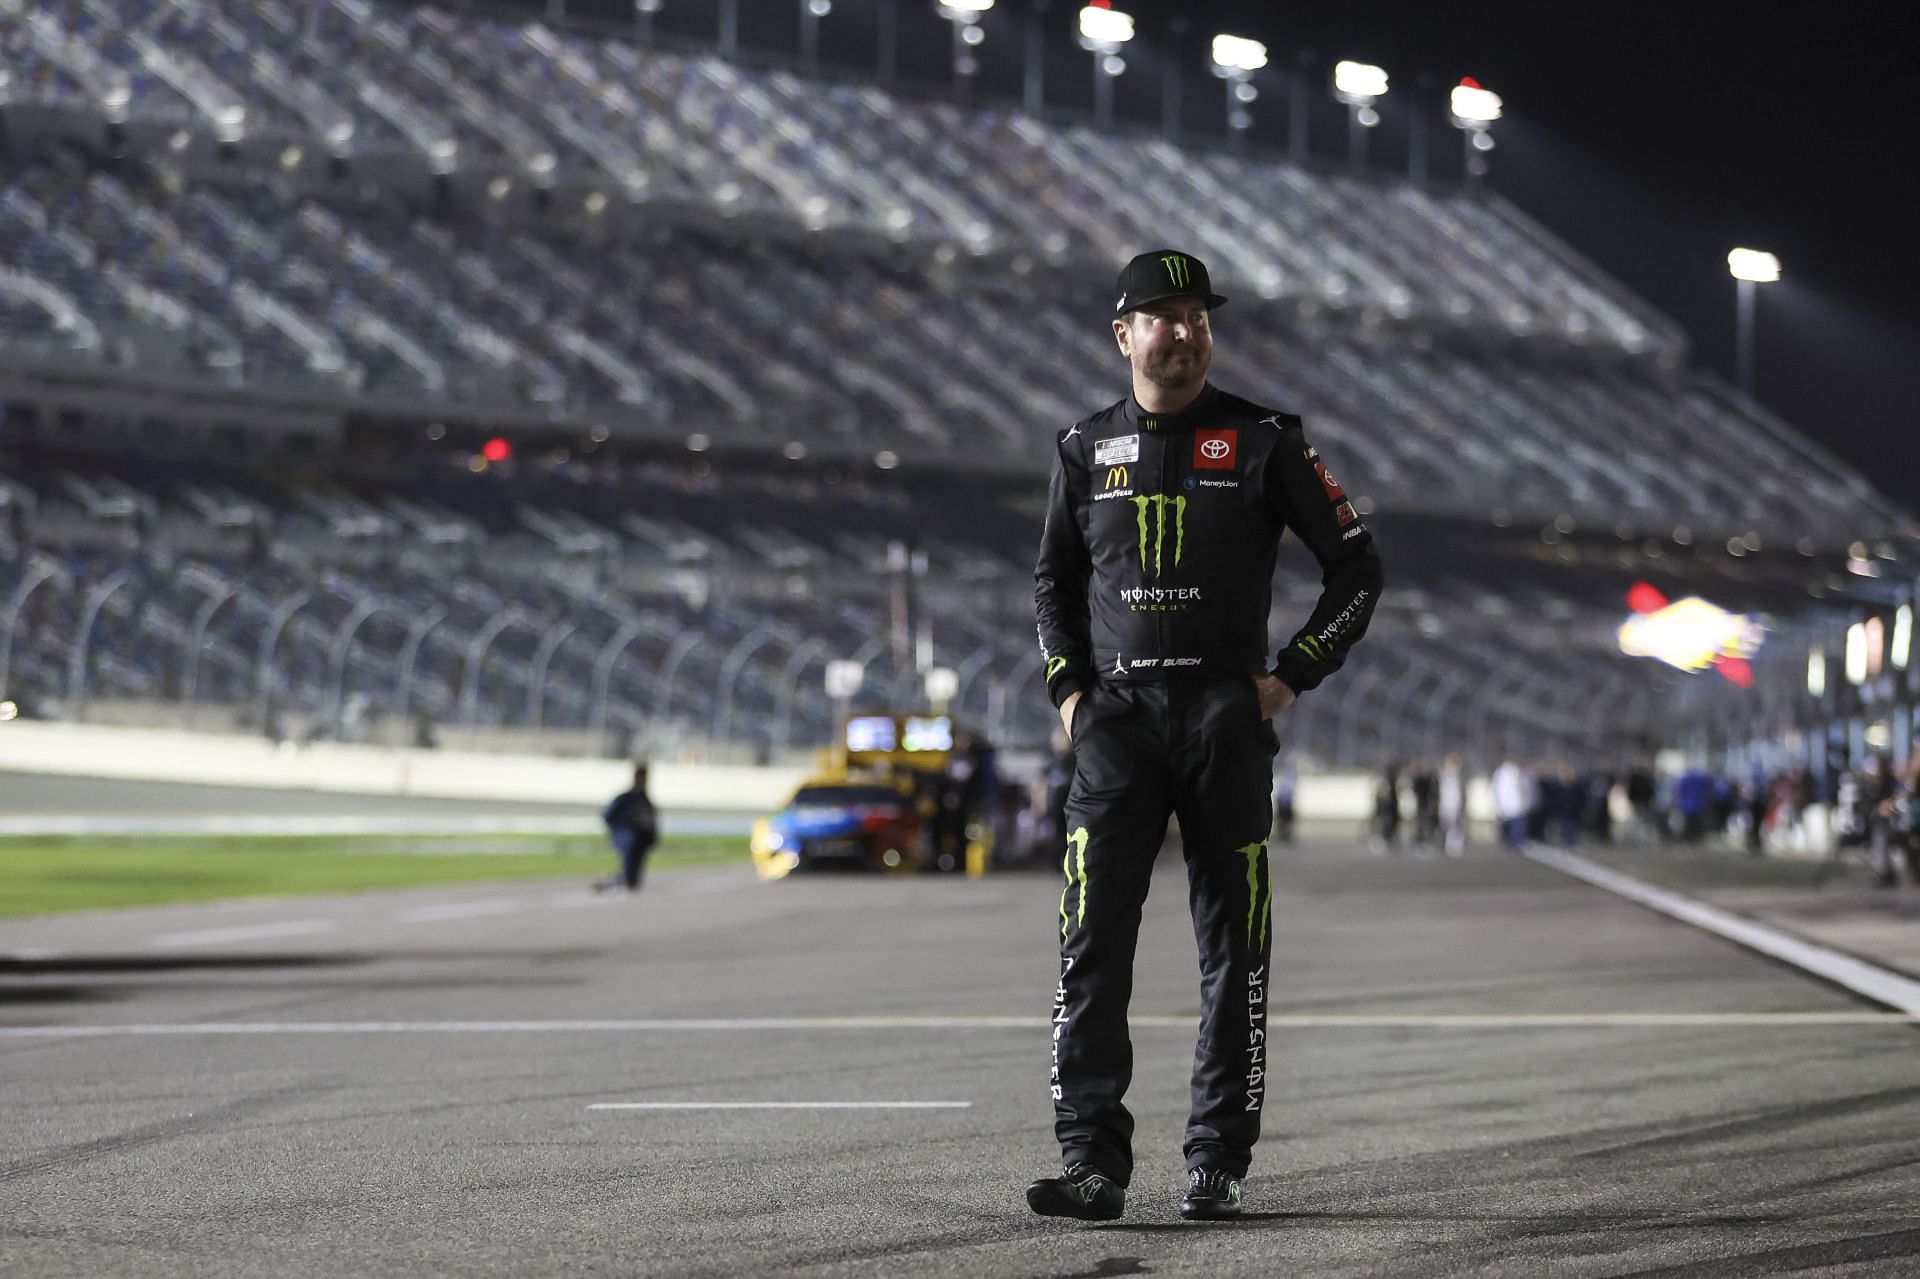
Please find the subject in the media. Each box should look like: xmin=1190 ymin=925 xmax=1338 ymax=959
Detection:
xmin=1211 ymin=35 xmax=1266 ymax=150
xmin=1076 ymin=3 xmax=1134 ymax=127
xmin=1727 ymin=248 xmax=1780 ymax=283
xmin=1727 ymin=248 xmax=1780 ymax=396
xmin=1449 ymin=77 xmax=1502 ymax=124
xmin=1449 ymin=77 xmax=1501 ymax=190
xmin=1333 ymin=60 xmax=1388 ymax=101
xmin=1332 ymin=60 xmax=1387 ymax=170
xmin=936 ymin=1 xmax=994 ymax=104
xmin=1078 ymin=4 xmax=1134 ymax=45
xmin=1212 ymin=34 xmax=1267 ymax=73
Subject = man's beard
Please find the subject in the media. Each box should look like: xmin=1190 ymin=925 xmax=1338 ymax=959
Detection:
xmin=1140 ymin=346 xmax=1208 ymax=389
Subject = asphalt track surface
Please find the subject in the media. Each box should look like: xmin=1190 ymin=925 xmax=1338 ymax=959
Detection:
xmin=4 ymin=843 xmax=1920 ymax=1277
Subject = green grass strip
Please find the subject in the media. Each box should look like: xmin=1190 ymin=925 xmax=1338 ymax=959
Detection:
xmin=0 ymin=834 xmax=746 ymax=918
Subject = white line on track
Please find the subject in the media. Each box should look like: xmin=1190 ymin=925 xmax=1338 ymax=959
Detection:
xmin=3 ymin=1012 xmax=1915 ymax=1038
xmin=1524 ymin=846 xmax=1920 ymax=1016
xmin=587 ymin=1102 xmax=972 ymax=1111
xmin=147 ymin=920 xmax=336 ymax=948
xmin=390 ymin=900 xmax=523 ymax=924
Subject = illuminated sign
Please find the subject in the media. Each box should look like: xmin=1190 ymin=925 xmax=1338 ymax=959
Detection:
xmin=1846 ymin=622 xmax=1868 ymax=686
xmin=1808 ymin=648 xmax=1826 ymax=696
xmin=1617 ymin=583 xmax=1763 ymax=685
xmin=846 ymin=716 xmax=897 ymax=752
xmin=1895 ymin=605 xmax=1913 ymax=671
xmin=902 ymin=716 xmax=953 ymax=753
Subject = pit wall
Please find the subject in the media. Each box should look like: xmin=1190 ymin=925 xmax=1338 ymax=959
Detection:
xmin=0 ymin=719 xmax=1514 ymax=824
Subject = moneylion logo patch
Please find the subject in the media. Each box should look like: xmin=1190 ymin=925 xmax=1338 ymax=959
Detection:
xmin=1129 ymin=494 xmax=1186 ymax=577
xmin=1161 ymin=254 xmax=1191 ymax=288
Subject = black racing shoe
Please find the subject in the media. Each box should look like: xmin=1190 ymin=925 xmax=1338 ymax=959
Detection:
xmin=1179 ymin=1166 xmax=1243 ymax=1221
xmin=1026 ymin=1162 xmax=1126 ymax=1221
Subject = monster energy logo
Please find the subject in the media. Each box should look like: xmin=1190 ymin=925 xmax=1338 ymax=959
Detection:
xmin=1060 ymin=826 xmax=1090 ymax=941
xmin=1046 ymin=656 xmax=1067 ymax=680
xmin=1239 ymin=839 xmax=1269 ymax=950
xmin=1129 ymin=494 xmax=1186 ymax=577
xmin=1294 ymin=635 xmax=1330 ymax=662
xmin=1161 ymin=254 xmax=1191 ymax=288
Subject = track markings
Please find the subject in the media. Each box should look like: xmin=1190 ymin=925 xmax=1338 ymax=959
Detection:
xmin=147 ymin=920 xmax=335 ymax=948
xmin=391 ymin=900 xmax=522 ymax=924
xmin=1525 ymin=847 xmax=1920 ymax=1016
xmin=587 ymin=1101 xmax=973 ymax=1111
xmin=2 ymin=1012 xmax=1914 ymax=1039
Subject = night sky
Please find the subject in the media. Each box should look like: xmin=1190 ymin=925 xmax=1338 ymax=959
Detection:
xmin=547 ymin=0 xmax=1920 ymax=516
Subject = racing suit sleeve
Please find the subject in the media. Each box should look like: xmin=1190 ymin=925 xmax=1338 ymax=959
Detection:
xmin=1034 ymin=438 xmax=1095 ymax=710
xmin=1260 ymin=420 xmax=1384 ymax=696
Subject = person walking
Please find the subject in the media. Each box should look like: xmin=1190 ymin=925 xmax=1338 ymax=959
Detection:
xmin=594 ymin=763 xmax=659 ymax=893
xmin=1029 ymin=248 xmax=1384 ymax=1222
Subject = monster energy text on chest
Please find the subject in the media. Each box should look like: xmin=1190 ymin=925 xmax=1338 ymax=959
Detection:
xmin=1120 ymin=585 xmax=1202 ymax=612
xmin=1094 ymin=434 xmax=1139 ymax=466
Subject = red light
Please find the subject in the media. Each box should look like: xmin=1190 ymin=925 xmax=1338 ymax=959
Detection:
xmin=1089 ymin=0 xmax=1111 ymax=8
xmin=1460 ymin=75 xmax=1483 ymax=89
xmin=482 ymin=437 xmax=511 ymax=463
xmin=1626 ymin=582 xmax=1668 ymax=615
xmin=1713 ymin=656 xmax=1754 ymax=688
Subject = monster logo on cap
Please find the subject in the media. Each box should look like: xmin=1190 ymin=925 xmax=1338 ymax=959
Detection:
xmin=1114 ymin=248 xmax=1229 ymax=317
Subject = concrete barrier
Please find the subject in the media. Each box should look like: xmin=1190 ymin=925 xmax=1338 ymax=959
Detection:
xmin=0 ymin=720 xmax=807 ymax=813
xmin=0 ymin=719 xmax=1499 ymax=824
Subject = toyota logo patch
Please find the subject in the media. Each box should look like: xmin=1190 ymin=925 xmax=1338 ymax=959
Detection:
xmin=1193 ymin=429 xmax=1237 ymax=470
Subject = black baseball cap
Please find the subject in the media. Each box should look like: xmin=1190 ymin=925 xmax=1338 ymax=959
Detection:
xmin=1114 ymin=248 xmax=1228 ymax=317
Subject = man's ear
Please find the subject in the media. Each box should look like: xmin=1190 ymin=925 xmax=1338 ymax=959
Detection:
xmin=1112 ymin=317 xmax=1130 ymax=357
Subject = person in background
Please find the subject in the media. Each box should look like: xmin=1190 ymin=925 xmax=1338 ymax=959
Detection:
xmin=1863 ymin=755 xmax=1900 ymax=887
xmin=1438 ymin=754 xmax=1467 ymax=857
xmin=1371 ymin=761 xmax=1404 ymax=853
xmin=1626 ymin=763 xmax=1658 ymax=842
xmin=1271 ymin=754 xmax=1298 ymax=844
xmin=595 ymin=763 xmax=659 ymax=893
xmin=1410 ymin=760 xmax=1440 ymax=849
xmin=1492 ymin=755 xmax=1532 ymax=854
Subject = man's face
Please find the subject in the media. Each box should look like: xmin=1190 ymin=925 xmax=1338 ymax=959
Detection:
xmin=1113 ymin=298 xmax=1212 ymax=390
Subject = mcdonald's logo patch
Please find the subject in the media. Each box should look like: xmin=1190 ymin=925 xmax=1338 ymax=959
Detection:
xmin=1104 ymin=466 xmax=1130 ymax=490
xmin=1193 ymin=429 xmax=1237 ymax=470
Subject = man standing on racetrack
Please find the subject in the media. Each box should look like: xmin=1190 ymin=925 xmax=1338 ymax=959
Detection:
xmin=1028 ymin=249 xmax=1384 ymax=1222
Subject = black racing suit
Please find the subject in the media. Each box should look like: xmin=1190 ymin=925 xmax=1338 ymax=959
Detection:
xmin=1034 ymin=383 xmax=1382 ymax=1183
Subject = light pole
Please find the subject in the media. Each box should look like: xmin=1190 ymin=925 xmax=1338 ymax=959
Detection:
xmin=799 ymin=0 xmax=830 ymax=73
xmin=936 ymin=0 xmax=993 ymax=105
xmin=1211 ymin=33 xmax=1267 ymax=153
xmin=1332 ymin=60 xmax=1387 ymax=173
xmin=1448 ymin=76 xmax=1501 ymax=192
xmin=633 ymin=0 xmax=662 ymax=42
xmin=1727 ymin=247 xmax=1781 ymax=398
xmin=1076 ymin=3 xmax=1134 ymax=128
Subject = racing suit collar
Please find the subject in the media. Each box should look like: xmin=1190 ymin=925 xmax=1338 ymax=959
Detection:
xmin=1124 ymin=383 xmax=1218 ymax=432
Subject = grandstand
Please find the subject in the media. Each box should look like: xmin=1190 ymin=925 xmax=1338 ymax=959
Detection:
xmin=0 ymin=0 xmax=1909 ymax=769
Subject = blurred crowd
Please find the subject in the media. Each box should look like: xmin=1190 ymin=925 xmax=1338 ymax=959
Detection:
xmin=1367 ymin=753 xmax=1920 ymax=888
